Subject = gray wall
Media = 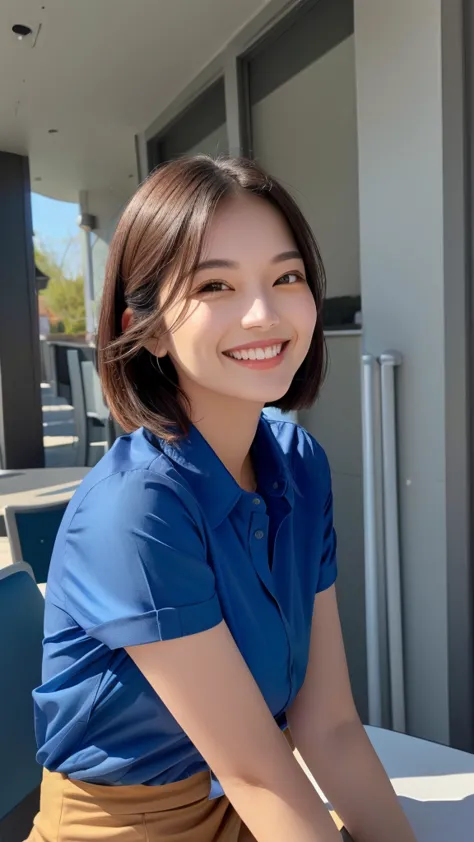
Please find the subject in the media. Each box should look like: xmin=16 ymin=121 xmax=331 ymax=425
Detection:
xmin=444 ymin=0 xmax=473 ymax=752
xmin=301 ymin=333 xmax=367 ymax=718
xmin=355 ymin=0 xmax=449 ymax=742
xmin=250 ymin=34 xmax=360 ymax=300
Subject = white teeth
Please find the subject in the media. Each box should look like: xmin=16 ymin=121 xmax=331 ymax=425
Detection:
xmin=227 ymin=343 xmax=284 ymax=361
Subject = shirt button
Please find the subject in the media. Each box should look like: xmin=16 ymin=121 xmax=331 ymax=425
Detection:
xmin=252 ymin=497 xmax=261 ymax=506
xmin=254 ymin=530 xmax=265 ymax=540
xmin=272 ymin=481 xmax=279 ymax=490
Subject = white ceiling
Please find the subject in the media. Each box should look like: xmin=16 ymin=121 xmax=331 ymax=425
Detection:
xmin=0 ymin=0 xmax=268 ymax=202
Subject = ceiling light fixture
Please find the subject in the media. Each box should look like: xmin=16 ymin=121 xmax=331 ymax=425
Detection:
xmin=12 ymin=24 xmax=32 ymax=41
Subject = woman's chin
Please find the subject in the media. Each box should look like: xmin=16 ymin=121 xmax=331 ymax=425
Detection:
xmin=229 ymin=383 xmax=291 ymax=406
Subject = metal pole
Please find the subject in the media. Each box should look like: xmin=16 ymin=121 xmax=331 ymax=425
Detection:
xmin=78 ymin=190 xmax=96 ymax=339
xmin=361 ymin=354 xmax=383 ymax=726
xmin=379 ymin=352 xmax=405 ymax=732
xmin=82 ymin=228 xmax=96 ymax=338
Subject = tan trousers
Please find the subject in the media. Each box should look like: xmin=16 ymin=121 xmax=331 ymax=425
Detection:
xmin=26 ymin=742 xmax=351 ymax=842
xmin=26 ymin=767 xmax=255 ymax=842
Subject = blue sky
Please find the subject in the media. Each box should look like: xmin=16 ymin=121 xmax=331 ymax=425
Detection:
xmin=31 ymin=192 xmax=82 ymax=278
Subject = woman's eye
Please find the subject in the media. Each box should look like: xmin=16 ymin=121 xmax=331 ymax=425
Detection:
xmin=275 ymin=272 xmax=303 ymax=286
xmin=198 ymin=281 xmax=229 ymax=294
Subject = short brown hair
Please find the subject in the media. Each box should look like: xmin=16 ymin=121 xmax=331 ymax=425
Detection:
xmin=98 ymin=155 xmax=327 ymax=440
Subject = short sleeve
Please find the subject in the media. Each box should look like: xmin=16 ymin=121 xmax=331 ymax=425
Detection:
xmin=315 ymin=448 xmax=338 ymax=594
xmin=288 ymin=424 xmax=338 ymax=594
xmin=316 ymin=466 xmax=338 ymax=593
xmin=61 ymin=471 xmax=222 ymax=649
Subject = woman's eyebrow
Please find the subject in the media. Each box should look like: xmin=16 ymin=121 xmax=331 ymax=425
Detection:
xmin=271 ymin=249 xmax=303 ymax=264
xmin=195 ymin=258 xmax=239 ymax=272
xmin=195 ymin=250 xmax=302 ymax=273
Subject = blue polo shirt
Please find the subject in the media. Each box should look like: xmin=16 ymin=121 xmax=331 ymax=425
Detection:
xmin=33 ymin=417 xmax=337 ymax=793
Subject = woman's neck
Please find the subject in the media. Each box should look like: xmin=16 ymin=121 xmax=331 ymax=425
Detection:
xmin=189 ymin=390 xmax=263 ymax=491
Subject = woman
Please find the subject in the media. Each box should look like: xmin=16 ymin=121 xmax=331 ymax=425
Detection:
xmin=28 ymin=156 xmax=416 ymax=842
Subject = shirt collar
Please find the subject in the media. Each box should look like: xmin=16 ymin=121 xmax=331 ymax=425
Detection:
xmin=146 ymin=415 xmax=296 ymax=529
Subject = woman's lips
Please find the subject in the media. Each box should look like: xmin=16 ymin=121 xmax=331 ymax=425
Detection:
xmin=223 ymin=340 xmax=290 ymax=370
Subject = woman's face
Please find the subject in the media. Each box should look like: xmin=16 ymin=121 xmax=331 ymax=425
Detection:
xmin=157 ymin=192 xmax=317 ymax=411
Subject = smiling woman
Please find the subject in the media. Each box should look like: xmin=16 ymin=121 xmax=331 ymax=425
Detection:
xmin=126 ymin=188 xmax=318 ymax=419
xmin=98 ymin=156 xmax=327 ymax=441
xmin=28 ymin=157 xmax=416 ymax=842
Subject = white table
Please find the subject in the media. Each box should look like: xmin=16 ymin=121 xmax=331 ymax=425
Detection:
xmin=296 ymin=725 xmax=474 ymax=840
xmin=366 ymin=726 xmax=474 ymax=841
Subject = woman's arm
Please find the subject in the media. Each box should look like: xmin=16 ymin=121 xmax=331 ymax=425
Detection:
xmin=127 ymin=621 xmax=341 ymax=842
xmin=287 ymin=586 xmax=417 ymax=842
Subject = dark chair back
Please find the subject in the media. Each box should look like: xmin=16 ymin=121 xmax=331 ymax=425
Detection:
xmin=81 ymin=360 xmax=109 ymax=421
xmin=68 ymin=348 xmax=111 ymax=466
xmin=0 ymin=564 xmax=44 ymax=822
xmin=4 ymin=501 xmax=67 ymax=583
xmin=47 ymin=341 xmax=96 ymax=405
xmin=67 ymin=348 xmax=88 ymax=466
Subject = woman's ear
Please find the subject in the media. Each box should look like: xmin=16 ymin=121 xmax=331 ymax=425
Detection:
xmin=123 ymin=306 xmax=168 ymax=358
xmin=143 ymin=338 xmax=167 ymax=358
xmin=122 ymin=307 xmax=133 ymax=333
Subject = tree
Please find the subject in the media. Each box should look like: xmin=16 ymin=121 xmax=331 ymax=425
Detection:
xmin=36 ymin=240 xmax=86 ymax=335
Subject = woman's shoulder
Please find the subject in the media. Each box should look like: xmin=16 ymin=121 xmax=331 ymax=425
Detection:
xmin=262 ymin=415 xmax=332 ymax=507
xmin=263 ymin=415 xmax=329 ymax=472
xmin=47 ymin=430 xmax=208 ymax=605
xmin=61 ymin=428 xmax=204 ymax=537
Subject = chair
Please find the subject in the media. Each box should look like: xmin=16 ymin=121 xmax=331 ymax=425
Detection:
xmin=0 ymin=563 xmax=44 ymax=840
xmin=4 ymin=500 xmax=67 ymax=584
xmin=67 ymin=348 xmax=111 ymax=467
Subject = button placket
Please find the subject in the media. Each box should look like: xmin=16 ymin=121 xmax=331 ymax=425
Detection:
xmin=248 ymin=508 xmax=295 ymax=712
xmin=248 ymin=510 xmax=272 ymax=593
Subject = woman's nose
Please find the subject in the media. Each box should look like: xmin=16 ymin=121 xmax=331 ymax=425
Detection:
xmin=241 ymin=296 xmax=280 ymax=331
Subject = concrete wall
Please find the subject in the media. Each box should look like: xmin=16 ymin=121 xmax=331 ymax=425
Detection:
xmin=355 ymin=0 xmax=449 ymax=742
xmin=300 ymin=333 xmax=367 ymax=718
xmin=251 ymin=35 xmax=360 ymax=300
